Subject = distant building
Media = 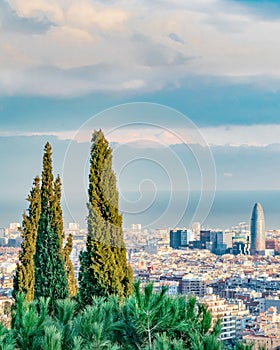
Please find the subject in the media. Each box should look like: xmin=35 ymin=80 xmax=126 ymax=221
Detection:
xmin=68 ymin=223 xmax=80 ymax=231
xmin=0 ymin=237 xmax=7 ymax=246
xmin=0 ymin=263 xmax=17 ymax=274
xmin=265 ymin=297 xmax=280 ymax=314
xmin=131 ymin=224 xmax=141 ymax=231
xmin=180 ymin=275 xmax=207 ymax=297
xmin=232 ymin=237 xmax=248 ymax=255
xmin=243 ymin=334 xmax=280 ymax=350
xmin=202 ymin=294 xmax=251 ymax=342
xmin=200 ymin=230 xmax=217 ymax=252
xmin=9 ymin=223 xmax=20 ymax=231
xmin=153 ymin=281 xmax=179 ymax=296
xmin=170 ymin=229 xmax=190 ymax=249
xmin=214 ymin=231 xmax=234 ymax=255
xmin=250 ymin=203 xmax=265 ymax=256
xmin=266 ymin=239 xmax=279 ymax=254
xmin=0 ymin=229 xmax=5 ymax=238
xmin=243 ymin=307 xmax=280 ymax=349
xmin=192 ymin=222 xmax=201 ymax=239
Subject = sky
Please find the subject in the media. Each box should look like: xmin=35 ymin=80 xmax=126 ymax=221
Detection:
xmin=1 ymin=0 xmax=280 ymax=228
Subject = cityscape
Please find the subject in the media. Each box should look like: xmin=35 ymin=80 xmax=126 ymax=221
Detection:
xmin=1 ymin=201 xmax=280 ymax=348
xmin=1 ymin=0 xmax=280 ymax=349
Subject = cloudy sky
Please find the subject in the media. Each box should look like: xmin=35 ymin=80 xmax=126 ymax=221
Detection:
xmin=1 ymin=0 xmax=280 ymax=227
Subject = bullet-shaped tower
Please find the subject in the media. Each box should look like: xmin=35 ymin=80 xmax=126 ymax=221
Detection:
xmin=250 ymin=202 xmax=265 ymax=255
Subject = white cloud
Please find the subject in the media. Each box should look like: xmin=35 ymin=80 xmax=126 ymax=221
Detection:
xmin=2 ymin=124 xmax=280 ymax=149
xmin=2 ymin=0 xmax=280 ymax=95
xmin=8 ymin=0 xmax=64 ymax=23
xmin=200 ymin=124 xmax=280 ymax=147
xmin=49 ymin=26 xmax=94 ymax=44
xmin=66 ymin=2 xmax=128 ymax=31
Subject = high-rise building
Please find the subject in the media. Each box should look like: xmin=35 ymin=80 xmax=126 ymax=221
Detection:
xmin=215 ymin=231 xmax=235 ymax=255
xmin=170 ymin=229 xmax=190 ymax=249
xmin=200 ymin=230 xmax=217 ymax=252
xmin=250 ymin=203 xmax=265 ymax=256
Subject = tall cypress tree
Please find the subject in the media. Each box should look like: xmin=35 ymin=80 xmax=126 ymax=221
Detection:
xmin=79 ymin=130 xmax=133 ymax=305
xmin=34 ymin=142 xmax=68 ymax=310
xmin=13 ymin=177 xmax=41 ymax=301
xmin=53 ymin=175 xmax=77 ymax=297
xmin=53 ymin=175 xmax=64 ymax=249
xmin=63 ymin=234 xmax=78 ymax=298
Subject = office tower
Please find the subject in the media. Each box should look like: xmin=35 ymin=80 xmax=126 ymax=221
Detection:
xmin=170 ymin=229 xmax=190 ymax=249
xmin=200 ymin=230 xmax=217 ymax=253
xmin=250 ymin=203 xmax=265 ymax=255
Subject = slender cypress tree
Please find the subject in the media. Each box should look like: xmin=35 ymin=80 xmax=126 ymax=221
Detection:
xmin=13 ymin=177 xmax=41 ymax=301
xmin=63 ymin=234 xmax=78 ymax=298
xmin=79 ymin=130 xmax=133 ymax=305
xmin=53 ymin=175 xmax=64 ymax=249
xmin=34 ymin=143 xmax=68 ymax=310
xmin=53 ymin=175 xmax=77 ymax=297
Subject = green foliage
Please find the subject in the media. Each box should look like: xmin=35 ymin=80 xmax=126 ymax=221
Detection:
xmin=52 ymin=175 xmax=64 ymax=248
xmin=34 ymin=143 xmax=68 ymax=312
xmin=4 ymin=282 xmax=226 ymax=349
xmin=14 ymin=144 xmax=77 ymax=305
xmin=73 ymin=297 xmax=120 ymax=349
xmin=79 ymin=130 xmax=133 ymax=305
xmin=234 ymin=343 xmax=266 ymax=350
xmin=234 ymin=342 xmax=254 ymax=350
xmin=34 ymin=212 xmax=68 ymax=312
xmin=54 ymin=299 xmax=76 ymax=347
xmin=53 ymin=175 xmax=77 ymax=298
xmin=13 ymin=176 xmax=41 ymax=302
xmin=63 ymin=234 xmax=78 ymax=298
xmin=150 ymin=333 xmax=185 ymax=350
xmin=0 ymin=323 xmax=14 ymax=350
xmin=116 ymin=281 xmax=220 ymax=350
xmin=41 ymin=326 xmax=62 ymax=350
xmin=12 ymin=293 xmax=50 ymax=350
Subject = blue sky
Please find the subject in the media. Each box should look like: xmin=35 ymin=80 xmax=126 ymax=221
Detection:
xmin=1 ymin=0 xmax=280 ymax=227
xmin=2 ymin=78 xmax=280 ymax=131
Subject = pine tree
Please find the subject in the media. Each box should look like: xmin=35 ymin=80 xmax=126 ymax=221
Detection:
xmin=13 ymin=176 xmax=41 ymax=302
xmin=79 ymin=130 xmax=133 ymax=305
xmin=34 ymin=142 xmax=68 ymax=311
xmin=53 ymin=175 xmax=77 ymax=297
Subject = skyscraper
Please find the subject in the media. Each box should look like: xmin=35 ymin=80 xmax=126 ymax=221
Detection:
xmin=170 ymin=229 xmax=190 ymax=249
xmin=250 ymin=203 xmax=265 ymax=255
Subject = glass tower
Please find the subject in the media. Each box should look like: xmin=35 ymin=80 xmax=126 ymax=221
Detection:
xmin=250 ymin=202 xmax=265 ymax=255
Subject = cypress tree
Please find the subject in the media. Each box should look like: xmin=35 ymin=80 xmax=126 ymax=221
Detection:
xmin=13 ymin=176 xmax=41 ymax=301
xmin=53 ymin=175 xmax=77 ymax=297
xmin=64 ymin=234 xmax=78 ymax=298
xmin=79 ymin=130 xmax=133 ymax=305
xmin=34 ymin=142 xmax=68 ymax=310
xmin=53 ymin=175 xmax=64 ymax=249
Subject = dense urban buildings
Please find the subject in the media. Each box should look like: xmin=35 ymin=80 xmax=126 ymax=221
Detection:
xmin=1 ymin=201 xmax=280 ymax=348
